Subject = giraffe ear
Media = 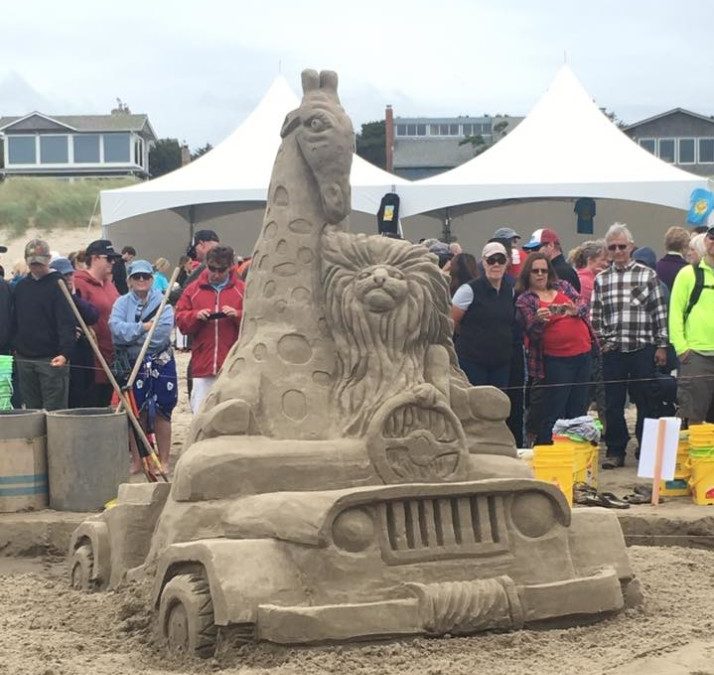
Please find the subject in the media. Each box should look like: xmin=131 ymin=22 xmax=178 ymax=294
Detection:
xmin=280 ymin=111 xmax=301 ymax=139
xmin=319 ymin=70 xmax=338 ymax=92
xmin=301 ymin=69 xmax=319 ymax=93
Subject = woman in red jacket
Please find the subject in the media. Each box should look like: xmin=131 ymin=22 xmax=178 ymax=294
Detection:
xmin=175 ymin=246 xmax=245 ymax=413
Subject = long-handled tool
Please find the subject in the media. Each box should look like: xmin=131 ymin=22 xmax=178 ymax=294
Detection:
xmin=57 ymin=278 xmax=168 ymax=482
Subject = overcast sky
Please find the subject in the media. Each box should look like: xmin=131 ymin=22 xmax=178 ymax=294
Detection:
xmin=2 ymin=0 xmax=713 ymax=148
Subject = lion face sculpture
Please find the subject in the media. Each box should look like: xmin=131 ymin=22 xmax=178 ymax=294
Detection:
xmin=321 ymin=233 xmax=454 ymax=436
xmin=352 ymin=264 xmax=409 ymax=313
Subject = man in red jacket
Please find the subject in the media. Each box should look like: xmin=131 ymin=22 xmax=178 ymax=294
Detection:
xmin=175 ymin=246 xmax=245 ymax=413
xmin=73 ymin=239 xmax=122 ymax=406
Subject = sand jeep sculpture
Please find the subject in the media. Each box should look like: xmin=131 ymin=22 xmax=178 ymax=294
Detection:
xmin=68 ymin=70 xmax=638 ymax=657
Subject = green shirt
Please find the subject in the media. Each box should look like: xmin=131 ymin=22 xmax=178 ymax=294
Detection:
xmin=669 ymin=259 xmax=714 ymax=355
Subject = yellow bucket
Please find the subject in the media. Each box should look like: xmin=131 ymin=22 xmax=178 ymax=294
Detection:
xmin=572 ymin=441 xmax=598 ymax=490
xmin=689 ymin=423 xmax=714 ymax=449
xmin=533 ymin=444 xmax=574 ymax=506
xmin=661 ymin=439 xmax=692 ymax=496
xmin=689 ymin=450 xmax=714 ymax=505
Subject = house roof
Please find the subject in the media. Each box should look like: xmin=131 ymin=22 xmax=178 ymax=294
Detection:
xmin=623 ymin=107 xmax=714 ymax=131
xmin=0 ymin=112 xmax=155 ymax=138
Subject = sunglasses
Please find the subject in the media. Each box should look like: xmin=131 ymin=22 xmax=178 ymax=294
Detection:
xmin=131 ymin=273 xmax=152 ymax=281
xmin=485 ymin=254 xmax=507 ymax=266
xmin=530 ymin=268 xmax=548 ymax=275
xmin=607 ymin=244 xmax=629 ymax=251
xmin=207 ymin=265 xmax=229 ymax=273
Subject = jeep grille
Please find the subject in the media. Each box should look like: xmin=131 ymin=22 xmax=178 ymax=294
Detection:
xmin=377 ymin=494 xmax=509 ymax=564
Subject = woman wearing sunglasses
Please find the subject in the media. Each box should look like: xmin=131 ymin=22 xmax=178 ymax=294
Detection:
xmin=451 ymin=242 xmax=515 ymax=389
xmin=109 ymin=259 xmax=178 ymax=473
xmin=515 ymin=252 xmax=596 ymax=445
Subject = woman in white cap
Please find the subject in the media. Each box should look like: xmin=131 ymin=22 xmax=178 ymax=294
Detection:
xmin=451 ymin=241 xmax=515 ymax=389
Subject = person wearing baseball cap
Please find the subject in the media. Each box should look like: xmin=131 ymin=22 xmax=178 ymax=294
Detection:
xmin=523 ymin=228 xmax=580 ymax=293
xmin=73 ymin=239 xmax=122 ymax=406
xmin=11 ymin=239 xmax=76 ymax=410
xmin=493 ymin=227 xmax=523 ymax=277
xmin=49 ymin=257 xmax=100 ymax=408
xmin=169 ymin=229 xmax=221 ymax=306
xmin=451 ymin=241 xmax=515 ymax=389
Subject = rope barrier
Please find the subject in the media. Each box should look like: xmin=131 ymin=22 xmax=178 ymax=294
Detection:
xmin=4 ymin=352 xmax=714 ymax=390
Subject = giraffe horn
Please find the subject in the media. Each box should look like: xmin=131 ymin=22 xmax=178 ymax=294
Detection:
xmin=319 ymin=70 xmax=339 ymax=92
xmin=301 ymin=69 xmax=320 ymax=93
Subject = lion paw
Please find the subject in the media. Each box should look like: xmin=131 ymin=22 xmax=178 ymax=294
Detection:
xmin=200 ymin=399 xmax=253 ymax=438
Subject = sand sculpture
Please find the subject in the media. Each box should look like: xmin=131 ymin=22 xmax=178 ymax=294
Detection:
xmin=68 ymin=69 xmax=640 ymax=658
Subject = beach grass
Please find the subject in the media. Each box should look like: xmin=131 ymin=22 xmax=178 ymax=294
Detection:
xmin=0 ymin=177 xmax=137 ymax=236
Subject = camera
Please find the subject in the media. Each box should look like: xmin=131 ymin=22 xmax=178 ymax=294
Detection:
xmin=549 ymin=304 xmax=567 ymax=315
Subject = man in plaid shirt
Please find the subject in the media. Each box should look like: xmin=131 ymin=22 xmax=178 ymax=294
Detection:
xmin=591 ymin=223 xmax=669 ymax=469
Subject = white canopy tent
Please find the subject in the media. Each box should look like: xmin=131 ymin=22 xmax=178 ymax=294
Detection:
xmin=100 ymin=76 xmax=408 ymax=261
xmin=398 ymin=65 xmax=709 ymax=219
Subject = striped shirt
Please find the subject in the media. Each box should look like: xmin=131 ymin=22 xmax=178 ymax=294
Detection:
xmin=590 ymin=260 xmax=668 ymax=352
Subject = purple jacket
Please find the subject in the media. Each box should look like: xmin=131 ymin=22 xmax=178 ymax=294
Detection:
xmin=656 ymin=253 xmax=688 ymax=291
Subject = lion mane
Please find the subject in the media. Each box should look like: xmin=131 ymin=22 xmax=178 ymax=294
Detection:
xmin=321 ymin=232 xmax=456 ymax=435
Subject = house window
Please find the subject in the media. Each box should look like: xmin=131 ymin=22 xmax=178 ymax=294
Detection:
xmin=406 ymin=124 xmax=416 ymax=135
xmin=103 ymin=133 xmax=130 ymax=162
xmin=40 ymin=135 xmax=68 ymax=164
xmin=74 ymin=134 xmax=100 ymax=163
xmin=134 ymin=138 xmax=143 ymax=167
xmin=396 ymin=125 xmax=407 ymax=136
xmin=678 ymin=138 xmax=695 ymax=164
xmin=639 ymin=139 xmax=656 ymax=154
xmin=449 ymin=124 xmax=459 ymax=135
xmin=416 ymin=124 xmax=426 ymax=136
xmin=7 ymin=136 xmax=36 ymax=164
xmin=658 ymin=139 xmax=675 ymax=163
xmin=429 ymin=124 xmax=440 ymax=135
xmin=699 ymin=138 xmax=714 ymax=163
xmin=462 ymin=124 xmax=472 ymax=136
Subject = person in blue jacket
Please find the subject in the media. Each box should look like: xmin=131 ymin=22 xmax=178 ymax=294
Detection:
xmin=109 ymin=260 xmax=177 ymax=473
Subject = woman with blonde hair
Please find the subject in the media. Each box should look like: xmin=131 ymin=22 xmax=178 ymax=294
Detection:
xmin=568 ymin=240 xmax=607 ymax=303
xmin=688 ymin=232 xmax=707 ymax=264
xmin=153 ymin=257 xmax=171 ymax=293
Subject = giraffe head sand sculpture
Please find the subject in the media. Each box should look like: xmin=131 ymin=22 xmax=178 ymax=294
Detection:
xmin=185 ymin=69 xmax=355 ymax=443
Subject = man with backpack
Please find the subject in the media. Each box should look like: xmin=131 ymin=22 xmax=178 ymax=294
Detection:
xmin=669 ymin=225 xmax=714 ymax=424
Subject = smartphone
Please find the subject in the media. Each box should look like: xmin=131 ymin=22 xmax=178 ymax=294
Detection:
xmin=549 ymin=304 xmax=567 ymax=315
xmin=207 ymin=311 xmax=227 ymax=320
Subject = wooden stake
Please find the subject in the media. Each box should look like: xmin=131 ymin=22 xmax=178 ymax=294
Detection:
xmin=651 ymin=417 xmax=667 ymax=506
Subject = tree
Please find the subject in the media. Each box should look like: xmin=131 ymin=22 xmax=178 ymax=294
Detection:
xmin=149 ymin=138 xmax=182 ymax=177
xmin=111 ymin=98 xmax=131 ymax=115
xmin=191 ymin=143 xmax=213 ymax=160
xmin=459 ymin=119 xmax=510 ymax=157
xmin=601 ymin=108 xmax=627 ymax=129
xmin=356 ymin=120 xmax=386 ymax=169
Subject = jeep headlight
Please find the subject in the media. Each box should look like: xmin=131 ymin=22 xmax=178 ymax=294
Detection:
xmin=331 ymin=507 xmax=374 ymax=552
xmin=510 ymin=492 xmax=558 ymax=538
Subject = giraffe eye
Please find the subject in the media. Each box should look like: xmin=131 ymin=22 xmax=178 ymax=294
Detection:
xmin=308 ymin=117 xmax=326 ymax=132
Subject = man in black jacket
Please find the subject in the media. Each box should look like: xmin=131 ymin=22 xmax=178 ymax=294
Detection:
xmin=12 ymin=240 xmax=76 ymax=410
xmin=522 ymin=227 xmax=581 ymax=293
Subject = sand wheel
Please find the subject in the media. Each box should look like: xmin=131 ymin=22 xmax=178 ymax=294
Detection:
xmin=157 ymin=571 xmax=218 ymax=658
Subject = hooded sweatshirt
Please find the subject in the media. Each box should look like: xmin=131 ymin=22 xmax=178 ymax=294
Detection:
xmin=12 ymin=270 xmax=76 ymax=360
xmin=74 ymin=268 xmax=119 ymax=383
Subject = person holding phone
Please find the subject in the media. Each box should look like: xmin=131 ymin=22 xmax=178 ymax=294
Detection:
xmin=515 ymin=253 xmax=596 ymax=445
xmin=175 ymin=246 xmax=245 ymax=413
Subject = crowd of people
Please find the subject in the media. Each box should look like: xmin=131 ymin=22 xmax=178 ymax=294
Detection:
xmin=1 ymin=221 xmax=712 ymax=474
xmin=433 ymin=222 xmax=714 ymax=469
xmin=0 ymin=229 xmax=247 ymax=474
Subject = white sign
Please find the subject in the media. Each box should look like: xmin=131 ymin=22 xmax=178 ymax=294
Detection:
xmin=637 ymin=417 xmax=681 ymax=480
